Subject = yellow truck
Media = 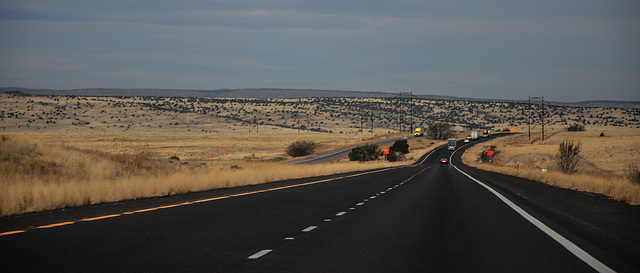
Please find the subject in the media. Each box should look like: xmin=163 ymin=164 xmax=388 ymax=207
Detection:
xmin=414 ymin=128 xmax=423 ymax=137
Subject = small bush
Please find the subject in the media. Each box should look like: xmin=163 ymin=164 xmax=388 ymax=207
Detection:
xmin=286 ymin=140 xmax=316 ymax=157
xmin=628 ymin=162 xmax=640 ymax=185
xmin=557 ymin=139 xmax=582 ymax=174
xmin=348 ymin=144 xmax=382 ymax=162
xmin=569 ymin=123 xmax=586 ymax=131
xmin=385 ymin=149 xmax=407 ymax=162
xmin=390 ymin=139 xmax=409 ymax=154
xmin=169 ymin=155 xmax=180 ymax=161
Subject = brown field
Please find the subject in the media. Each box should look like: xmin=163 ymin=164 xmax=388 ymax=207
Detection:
xmin=461 ymin=129 xmax=640 ymax=204
xmin=0 ymin=130 xmax=441 ymax=216
xmin=1 ymin=93 xmax=639 ymax=215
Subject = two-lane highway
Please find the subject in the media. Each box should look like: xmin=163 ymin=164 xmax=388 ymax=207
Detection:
xmin=2 ymin=139 xmax=638 ymax=272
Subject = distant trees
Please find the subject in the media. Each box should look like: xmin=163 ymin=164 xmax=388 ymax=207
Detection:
xmin=427 ymin=122 xmax=453 ymax=140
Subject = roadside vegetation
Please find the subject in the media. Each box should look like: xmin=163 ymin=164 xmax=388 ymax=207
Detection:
xmin=0 ymin=134 xmax=419 ymax=216
xmin=286 ymin=140 xmax=316 ymax=157
xmin=1 ymin=92 xmax=638 ymax=214
xmin=462 ymin=129 xmax=640 ymax=205
xmin=348 ymin=144 xmax=383 ymax=162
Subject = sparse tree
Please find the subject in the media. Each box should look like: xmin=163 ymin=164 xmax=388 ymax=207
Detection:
xmin=557 ymin=139 xmax=582 ymax=174
xmin=389 ymin=139 xmax=409 ymax=154
xmin=427 ymin=122 xmax=453 ymax=140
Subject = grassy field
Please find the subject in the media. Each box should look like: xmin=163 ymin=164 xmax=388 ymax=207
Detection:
xmin=1 ymin=93 xmax=638 ymax=215
xmin=0 ymin=131 xmax=440 ymax=216
xmin=461 ymin=128 xmax=640 ymax=204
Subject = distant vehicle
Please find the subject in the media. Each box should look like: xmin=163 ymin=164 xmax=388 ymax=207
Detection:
xmin=440 ymin=158 xmax=449 ymax=164
xmin=447 ymin=138 xmax=456 ymax=150
xmin=464 ymin=138 xmax=470 ymax=143
xmin=470 ymin=130 xmax=479 ymax=140
xmin=414 ymin=128 xmax=423 ymax=137
xmin=482 ymin=130 xmax=491 ymax=138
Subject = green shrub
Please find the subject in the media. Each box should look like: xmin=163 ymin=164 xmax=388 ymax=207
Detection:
xmin=390 ymin=139 xmax=409 ymax=154
xmin=286 ymin=140 xmax=316 ymax=157
xmin=348 ymin=144 xmax=382 ymax=162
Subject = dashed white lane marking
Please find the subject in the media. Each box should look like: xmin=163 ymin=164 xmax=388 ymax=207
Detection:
xmin=356 ymin=202 xmax=364 ymax=206
xmin=302 ymin=226 xmax=317 ymax=232
xmin=248 ymin=249 xmax=272 ymax=259
xmin=336 ymin=212 xmax=347 ymax=216
xmin=370 ymin=196 xmax=376 ymax=199
xmin=285 ymin=237 xmax=295 ymax=240
xmin=324 ymin=219 xmax=332 ymax=222
xmin=349 ymin=207 xmax=355 ymax=210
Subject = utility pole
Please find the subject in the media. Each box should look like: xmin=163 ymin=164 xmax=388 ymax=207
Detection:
xmin=395 ymin=92 xmax=414 ymax=133
xmin=248 ymin=116 xmax=259 ymax=133
xmin=359 ymin=99 xmax=375 ymax=134
xmin=528 ymin=96 xmax=545 ymax=141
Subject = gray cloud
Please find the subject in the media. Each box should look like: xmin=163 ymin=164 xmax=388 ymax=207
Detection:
xmin=1 ymin=0 xmax=638 ymax=101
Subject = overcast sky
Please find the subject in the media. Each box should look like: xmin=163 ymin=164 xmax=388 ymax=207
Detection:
xmin=1 ymin=0 xmax=639 ymax=102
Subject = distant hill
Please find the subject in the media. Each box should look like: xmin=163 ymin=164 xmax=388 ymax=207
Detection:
xmin=1 ymin=87 xmax=460 ymax=100
xmin=2 ymin=87 xmax=638 ymax=108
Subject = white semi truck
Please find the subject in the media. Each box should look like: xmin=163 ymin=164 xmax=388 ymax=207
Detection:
xmin=470 ymin=130 xmax=479 ymax=140
xmin=447 ymin=138 xmax=457 ymax=150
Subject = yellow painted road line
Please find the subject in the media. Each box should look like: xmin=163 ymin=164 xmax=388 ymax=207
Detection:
xmin=81 ymin=214 xmax=121 ymax=222
xmin=0 ymin=230 xmax=26 ymax=236
xmin=157 ymin=204 xmax=181 ymax=209
xmin=37 ymin=221 xmax=75 ymax=229
xmin=191 ymin=196 xmax=230 ymax=204
xmin=1 ymin=167 xmax=395 ymax=237
xmin=131 ymin=207 xmax=160 ymax=213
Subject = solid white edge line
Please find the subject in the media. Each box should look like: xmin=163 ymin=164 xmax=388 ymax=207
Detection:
xmin=450 ymin=148 xmax=615 ymax=273
xmin=248 ymin=249 xmax=272 ymax=259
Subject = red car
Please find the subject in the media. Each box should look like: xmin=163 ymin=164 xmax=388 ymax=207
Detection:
xmin=440 ymin=158 xmax=449 ymax=164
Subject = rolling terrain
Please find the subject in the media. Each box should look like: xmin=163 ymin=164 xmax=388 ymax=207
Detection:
xmin=1 ymin=138 xmax=638 ymax=272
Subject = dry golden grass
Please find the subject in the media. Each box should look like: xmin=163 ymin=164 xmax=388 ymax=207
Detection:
xmin=0 ymin=132 xmax=425 ymax=216
xmin=461 ymin=129 xmax=640 ymax=204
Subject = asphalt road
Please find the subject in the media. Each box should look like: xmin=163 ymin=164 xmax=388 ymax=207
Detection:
xmin=1 ymin=137 xmax=639 ymax=272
